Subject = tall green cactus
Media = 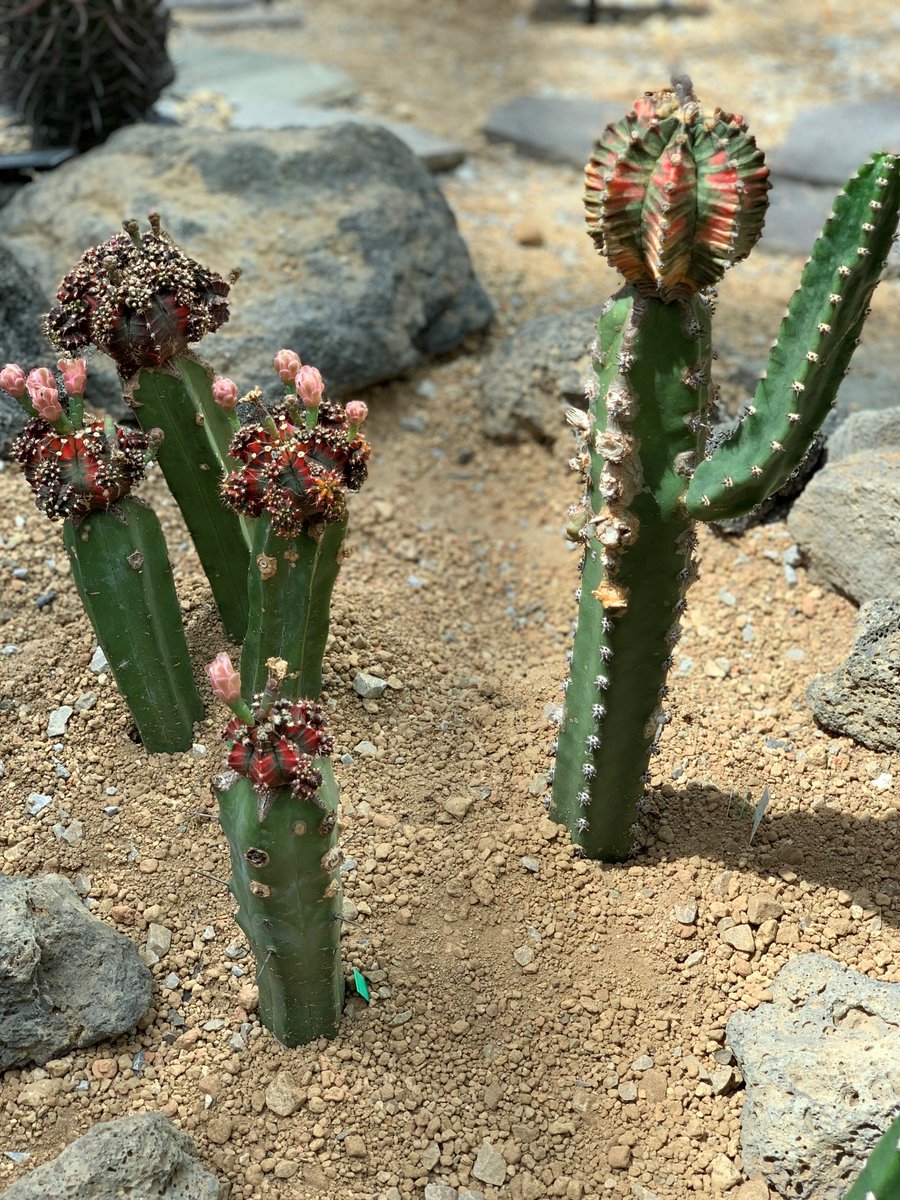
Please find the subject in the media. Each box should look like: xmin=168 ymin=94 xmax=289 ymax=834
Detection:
xmin=550 ymin=78 xmax=900 ymax=860
xmin=208 ymin=656 xmax=344 ymax=1046
xmin=219 ymin=358 xmax=370 ymax=702
xmin=844 ymin=1114 xmax=900 ymax=1200
xmin=5 ymin=360 xmax=203 ymax=752
xmin=44 ymin=215 xmax=251 ymax=642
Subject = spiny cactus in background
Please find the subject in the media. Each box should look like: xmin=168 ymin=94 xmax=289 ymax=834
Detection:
xmin=0 ymin=0 xmax=173 ymax=151
xmin=45 ymin=215 xmax=251 ymax=642
xmin=550 ymin=77 xmax=900 ymax=861
xmin=4 ymin=359 xmax=203 ymax=752
xmin=221 ymin=353 xmax=370 ymax=703
xmin=209 ymin=656 xmax=344 ymax=1046
xmin=844 ymin=1114 xmax=900 ymax=1200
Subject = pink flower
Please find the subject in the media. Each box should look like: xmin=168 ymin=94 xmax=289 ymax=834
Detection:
xmin=25 ymin=368 xmax=63 ymax=423
xmin=57 ymin=358 xmax=88 ymax=397
xmin=206 ymin=651 xmax=242 ymax=706
xmin=212 ymin=376 xmax=239 ymax=411
xmin=273 ymin=349 xmax=302 ymax=384
xmin=345 ymin=400 xmax=368 ymax=428
xmin=0 ymin=363 xmax=26 ymax=398
xmin=296 ymin=364 xmax=324 ymax=409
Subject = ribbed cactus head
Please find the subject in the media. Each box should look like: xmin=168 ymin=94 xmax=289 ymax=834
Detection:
xmin=222 ymin=392 xmax=371 ymax=539
xmin=13 ymin=416 xmax=150 ymax=520
xmin=45 ymin=215 xmax=231 ymax=377
xmin=223 ymin=696 xmax=333 ymax=819
xmin=584 ymin=77 xmax=770 ymax=300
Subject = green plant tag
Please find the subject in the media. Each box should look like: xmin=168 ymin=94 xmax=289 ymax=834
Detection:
xmin=352 ymin=969 xmax=370 ymax=1002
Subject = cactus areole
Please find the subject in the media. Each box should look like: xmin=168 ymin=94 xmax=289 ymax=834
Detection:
xmin=550 ymin=79 xmax=900 ymax=860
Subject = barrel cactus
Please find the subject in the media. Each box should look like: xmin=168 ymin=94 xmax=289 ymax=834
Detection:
xmin=0 ymin=0 xmax=173 ymax=151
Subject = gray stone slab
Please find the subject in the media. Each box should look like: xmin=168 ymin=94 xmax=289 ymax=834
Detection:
xmin=483 ymin=95 xmax=624 ymax=167
xmin=167 ymin=44 xmax=356 ymax=107
xmin=768 ymin=99 xmax=900 ymax=186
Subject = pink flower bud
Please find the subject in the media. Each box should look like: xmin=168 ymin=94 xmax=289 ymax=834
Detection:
xmin=206 ymin=651 xmax=241 ymax=705
xmin=26 ymin=368 xmax=62 ymax=423
xmin=345 ymin=400 xmax=368 ymax=428
xmin=57 ymin=358 xmax=88 ymax=397
xmin=273 ymin=349 xmax=302 ymax=384
xmin=212 ymin=376 xmax=240 ymax=411
xmin=0 ymin=363 xmax=26 ymax=398
xmin=296 ymin=364 xmax=324 ymax=409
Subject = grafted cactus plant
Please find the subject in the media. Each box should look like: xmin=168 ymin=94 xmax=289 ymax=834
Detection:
xmin=209 ymin=655 xmax=344 ymax=1046
xmin=550 ymin=78 xmax=900 ymax=860
xmin=4 ymin=360 xmax=203 ymax=751
xmin=44 ymin=215 xmax=251 ymax=642
xmin=220 ymin=354 xmax=370 ymax=702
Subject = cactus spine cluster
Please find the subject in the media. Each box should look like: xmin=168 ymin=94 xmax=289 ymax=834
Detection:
xmin=550 ymin=79 xmax=900 ymax=861
xmin=45 ymin=215 xmax=251 ymax=642
xmin=5 ymin=361 xmax=202 ymax=751
xmin=0 ymin=0 xmax=173 ymax=151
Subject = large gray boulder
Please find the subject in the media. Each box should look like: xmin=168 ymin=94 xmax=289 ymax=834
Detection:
xmin=0 ymin=1113 xmax=221 ymax=1199
xmin=727 ymin=954 xmax=900 ymax=1200
xmin=0 ymin=874 xmax=151 ymax=1069
xmin=0 ymin=122 xmax=493 ymax=403
xmin=807 ymin=599 xmax=900 ymax=751
xmin=786 ymin=450 xmax=900 ymax=604
xmin=827 ymin=406 xmax=900 ymax=463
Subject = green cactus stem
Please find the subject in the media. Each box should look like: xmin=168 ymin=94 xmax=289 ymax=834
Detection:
xmin=550 ymin=80 xmax=900 ymax=861
xmin=8 ymin=362 xmax=202 ymax=751
xmin=63 ymin=497 xmax=203 ymax=751
xmin=221 ymin=372 xmax=370 ymax=703
xmin=241 ymin=517 xmax=347 ymax=703
xmin=44 ymin=214 xmax=251 ymax=642
xmin=844 ymin=1115 xmax=900 ymax=1200
xmin=210 ymin=667 xmax=343 ymax=1046
xmin=128 ymin=356 xmax=251 ymax=642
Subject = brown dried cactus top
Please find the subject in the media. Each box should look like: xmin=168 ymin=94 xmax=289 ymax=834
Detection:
xmin=45 ymin=214 xmax=231 ymax=377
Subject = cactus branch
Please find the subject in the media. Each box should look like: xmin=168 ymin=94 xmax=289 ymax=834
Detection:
xmin=63 ymin=497 xmax=203 ymax=751
xmin=844 ymin=1115 xmax=900 ymax=1200
xmin=687 ymin=154 xmax=900 ymax=520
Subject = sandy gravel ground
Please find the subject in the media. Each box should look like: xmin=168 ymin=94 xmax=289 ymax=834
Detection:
xmin=1 ymin=1 xmax=898 ymax=1197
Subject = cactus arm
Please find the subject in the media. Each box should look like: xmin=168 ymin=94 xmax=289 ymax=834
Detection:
xmin=844 ymin=1115 xmax=900 ymax=1200
xmin=686 ymin=154 xmax=900 ymax=520
xmin=129 ymin=357 xmax=251 ymax=642
xmin=550 ymin=290 xmax=708 ymax=860
xmin=63 ymin=496 xmax=203 ymax=752
xmin=240 ymin=516 xmax=346 ymax=704
xmin=213 ymin=762 xmax=344 ymax=1046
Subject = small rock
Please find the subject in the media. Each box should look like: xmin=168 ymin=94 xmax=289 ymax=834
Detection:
xmin=352 ymin=671 xmax=387 ymax=699
xmin=710 ymin=1067 xmax=735 ymax=1095
xmin=442 ymin=795 xmax=476 ymax=820
xmin=264 ymin=1071 xmax=302 ymax=1117
xmin=205 ymin=1115 xmax=233 ymax=1146
xmin=608 ymin=1145 xmax=631 ymax=1170
xmin=26 ymin=794 xmax=53 ymax=816
xmin=631 ymin=1055 xmax=654 ymax=1071
xmin=722 ymin=925 xmax=755 ymax=953
xmin=424 ymin=1184 xmax=457 ymax=1200
xmin=513 ymin=220 xmax=544 ymax=247
xmin=472 ymin=1142 xmax=507 ymax=1187
xmin=709 ymin=1153 xmax=742 ymax=1192
xmin=46 ymin=706 xmax=73 ymax=738
xmin=353 ymin=740 xmax=378 ymax=757
xmin=420 ymin=1144 xmax=441 ymax=1171
xmin=520 ymin=857 xmax=540 ymax=873
xmin=747 ymin=895 xmax=784 ymax=926
xmin=734 ymin=1180 xmax=770 ymax=1200
xmin=344 ymin=1134 xmax=367 ymax=1158
xmin=89 ymin=646 xmax=109 ymax=673
xmin=74 ymin=692 xmax=96 ymax=712
xmin=513 ymin=946 xmax=534 ymax=967
xmin=674 ymin=899 xmax=698 ymax=925
xmin=145 ymin=924 xmax=172 ymax=958
xmin=617 ymin=1082 xmax=637 ymax=1102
